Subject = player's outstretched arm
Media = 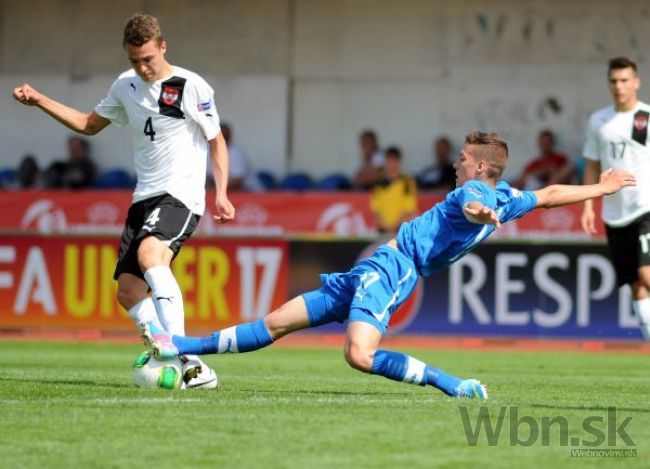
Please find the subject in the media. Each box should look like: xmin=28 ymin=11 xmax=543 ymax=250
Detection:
xmin=534 ymin=169 xmax=635 ymax=209
xmin=13 ymin=83 xmax=110 ymax=135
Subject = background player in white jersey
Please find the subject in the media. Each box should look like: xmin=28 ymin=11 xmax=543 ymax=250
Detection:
xmin=581 ymin=57 xmax=650 ymax=340
xmin=12 ymin=14 xmax=234 ymax=387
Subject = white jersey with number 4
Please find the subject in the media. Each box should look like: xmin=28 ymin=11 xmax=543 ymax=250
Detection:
xmin=583 ymin=101 xmax=650 ymax=226
xmin=95 ymin=66 xmax=220 ymax=215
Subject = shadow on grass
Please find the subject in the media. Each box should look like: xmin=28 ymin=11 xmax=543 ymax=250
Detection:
xmin=0 ymin=376 xmax=131 ymax=389
xmin=522 ymin=402 xmax=650 ymax=414
xmin=232 ymin=388 xmax=426 ymax=398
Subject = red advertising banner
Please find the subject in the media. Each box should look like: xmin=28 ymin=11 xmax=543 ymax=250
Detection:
xmin=0 ymin=190 xmax=605 ymax=239
xmin=0 ymin=236 xmax=288 ymax=333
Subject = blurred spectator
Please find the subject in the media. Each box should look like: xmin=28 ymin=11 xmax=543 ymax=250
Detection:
xmin=416 ymin=136 xmax=456 ymax=192
xmin=256 ymin=170 xmax=278 ymax=190
xmin=0 ymin=167 xmax=15 ymax=189
xmin=546 ymin=156 xmax=582 ymax=186
xmin=16 ymin=154 xmax=43 ymax=188
xmin=353 ymin=129 xmax=384 ymax=190
xmin=208 ymin=122 xmax=262 ymax=191
xmin=514 ymin=130 xmax=572 ymax=189
xmin=280 ymin=172 xmax=314 ymax=191
xmin=370 ymin=146 xmax=418 ymax=234
xmin=45 ymin=136 xmax=96 ymax=189
xmin=317 ymin=172 xmax=352 ymax=191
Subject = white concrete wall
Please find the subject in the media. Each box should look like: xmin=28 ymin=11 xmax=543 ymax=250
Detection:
xmin=2 ymin=0 xmax=650 ymax=181
xmin=290 ymin=0 xmax=650 ymax=179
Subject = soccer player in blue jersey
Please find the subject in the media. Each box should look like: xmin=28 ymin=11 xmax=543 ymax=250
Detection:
xmin=142 ymin=131 xmax=635 ymax=399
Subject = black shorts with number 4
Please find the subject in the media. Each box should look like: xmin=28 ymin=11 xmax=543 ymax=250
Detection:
xmin=113 ymin=193 xmax=200 ymax=280
xmin=605 ymin=212 xmax=650 ymax=287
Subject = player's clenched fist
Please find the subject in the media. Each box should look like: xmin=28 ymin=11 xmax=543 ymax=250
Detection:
xmin=13 ymin=84 xmax=42 ymax=106
xmin=213 ymin=195 xmax=235 ymax=224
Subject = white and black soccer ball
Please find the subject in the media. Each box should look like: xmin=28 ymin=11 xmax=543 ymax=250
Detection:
xmin=132 ymin=351 xmax=183 ymax=390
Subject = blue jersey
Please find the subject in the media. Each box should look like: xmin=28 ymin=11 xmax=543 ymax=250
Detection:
xmin=397 ymin=180 xmax=537 ymax=277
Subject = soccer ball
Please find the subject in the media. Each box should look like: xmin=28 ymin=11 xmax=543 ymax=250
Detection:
xmin=132 ymin=351 xmax=183 ymax=390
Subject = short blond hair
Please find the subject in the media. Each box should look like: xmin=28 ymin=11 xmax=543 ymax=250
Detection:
xmin=123 ymin=14 xmax=163 ymax=47
xmin=464 ymin=131 xmax=508 ymax=179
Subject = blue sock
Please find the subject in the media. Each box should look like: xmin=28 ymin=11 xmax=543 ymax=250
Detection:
xmin=370 ymin=349 xmax=462 ymax=395
xmin=172 ymin=319 xmax=274 ymax=355
xmin=371 ymin=349 xmax=426 ymax=385
xmin=425 ymin=366 xmax=462 ymax=396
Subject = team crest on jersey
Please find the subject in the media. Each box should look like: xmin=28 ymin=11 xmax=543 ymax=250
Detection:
xmin=162 ymin=86 xmax=180 ymax=105
xmin=634 ymin=114 xmax=648 ymax=131
xmin=158 ymin=77 xmax=186 ymax=119
xmin=632 ymin=110 xmax=649 ymax=146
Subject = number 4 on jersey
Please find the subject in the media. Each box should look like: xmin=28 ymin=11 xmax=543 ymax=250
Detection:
xmin=144 ymin=117 xmax=156 ymax=141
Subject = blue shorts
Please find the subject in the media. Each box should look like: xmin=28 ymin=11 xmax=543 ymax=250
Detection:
xmin=301 ymin=245 xmax=418 ymax=335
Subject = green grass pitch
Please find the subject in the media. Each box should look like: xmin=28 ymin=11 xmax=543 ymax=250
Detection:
xmin=0 ymin=341 xmax=648 ymax=468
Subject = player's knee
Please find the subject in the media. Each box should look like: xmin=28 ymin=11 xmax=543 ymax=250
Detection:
xmin=137 ymin=237 xmax=171 ymax=271
xmin=263 ymin=297 xmax=310 ymax=340
xmin=344 ymin=344 xmax=374 ymax=373
xmin=263 ymin=307 xmax=299 ymax=340
xmin=263 ymin=313 xmax=286 ymax=340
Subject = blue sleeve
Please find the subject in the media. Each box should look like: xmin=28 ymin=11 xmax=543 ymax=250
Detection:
xmin=457 ymin=180 xmax=492 ymax=208
xmin=501 ymin=188 xmax=538 ymax=222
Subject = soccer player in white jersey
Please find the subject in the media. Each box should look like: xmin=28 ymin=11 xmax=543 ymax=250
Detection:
xmin=581 ymin=57 xmax=650 ymax=340
xmin=13 ymin=14 xmax=234 ymax=387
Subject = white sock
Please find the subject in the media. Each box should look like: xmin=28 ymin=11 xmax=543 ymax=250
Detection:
xmin=633 ymin=298 xmax=650 ymax=340
xmin=127 ymin=297 xmax=162 ymax=329
xmin=144 ymin=265 xmax=185 ymax=336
